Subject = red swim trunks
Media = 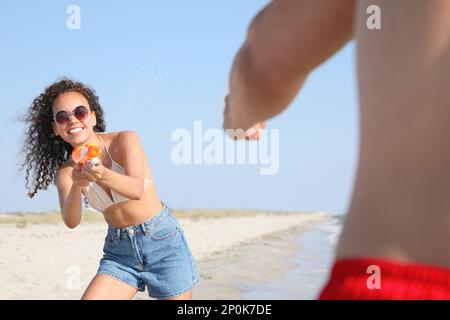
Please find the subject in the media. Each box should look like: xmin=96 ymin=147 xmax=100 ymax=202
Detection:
xmin=318 ymin=257 xmax=450 ymax=300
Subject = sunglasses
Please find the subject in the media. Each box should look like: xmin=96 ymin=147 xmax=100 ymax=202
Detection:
xmin=53 ymin=105 xmax=91 ymax=125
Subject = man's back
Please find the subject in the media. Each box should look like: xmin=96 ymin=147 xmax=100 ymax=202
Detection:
xmin=337 ymin=0 xmax=450 ymax=268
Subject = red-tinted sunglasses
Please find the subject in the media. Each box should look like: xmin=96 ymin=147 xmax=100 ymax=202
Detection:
xmin=53 ymin=105 xmax=90 ymax=125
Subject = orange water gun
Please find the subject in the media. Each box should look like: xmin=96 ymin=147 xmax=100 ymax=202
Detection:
xmin=72 ymin=143 xmax=102 ymax=170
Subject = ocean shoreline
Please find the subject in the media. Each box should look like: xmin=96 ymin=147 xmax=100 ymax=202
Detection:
xmin=241 ymin=217 xmax=341 ymax=300
xmin=191 ymin=224 xmax=309 ymax=300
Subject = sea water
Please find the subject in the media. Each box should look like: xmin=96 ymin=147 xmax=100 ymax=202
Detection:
xmin=241 ymin=216 xmax=343 ymax=300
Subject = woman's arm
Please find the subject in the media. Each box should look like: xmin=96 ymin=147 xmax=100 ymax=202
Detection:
xmin=56 ymin=166 xmax=85 ymax=229
xmin=224 ymin=0 xmax=355 ymax=131
xmin=83 ymin=131 xmax=147 ymax=200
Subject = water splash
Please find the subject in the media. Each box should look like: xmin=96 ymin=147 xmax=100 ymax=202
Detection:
xmin=111 ymin=57 xmax=171 ymax=126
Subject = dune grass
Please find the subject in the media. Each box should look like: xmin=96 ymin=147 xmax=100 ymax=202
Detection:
xmin=0 ymin=210 xmax=102 ymax=227
xmin=0 ymin=208 xmax=306 ymax=227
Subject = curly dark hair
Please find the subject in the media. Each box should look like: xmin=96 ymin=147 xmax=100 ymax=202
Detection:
xmin=20 ymin=78 xmax=106 ymax=198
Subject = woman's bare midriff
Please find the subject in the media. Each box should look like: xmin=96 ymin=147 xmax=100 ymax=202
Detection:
xmin=90 ymin=132 xmax=164 ymax=228
xmin=103 ymin=186 xmax=163 ymax=228
xmin=336 ymin=0 xmax=450 ymax=268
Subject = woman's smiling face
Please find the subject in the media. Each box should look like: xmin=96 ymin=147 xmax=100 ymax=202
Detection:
xmin=52 ymin=91 xmax=97 ymax=146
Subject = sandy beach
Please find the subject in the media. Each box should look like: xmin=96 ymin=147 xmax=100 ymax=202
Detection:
xmin=0 ymin=210 xmax=330 ymax=299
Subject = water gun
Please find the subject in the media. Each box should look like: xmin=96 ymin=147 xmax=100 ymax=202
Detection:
xmin=72 ymin=143 xmax=102 ymax=170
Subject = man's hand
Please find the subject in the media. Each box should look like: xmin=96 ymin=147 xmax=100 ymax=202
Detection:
xmin=223 ymin=93 xmax=252 ymax=132
xmin=225 ymin=121 xmax=267 ymax=141
xmin=244 ymin=121 xmax=266 ymax=140
xmin=223 ymin=94 xmax=267 ymax=140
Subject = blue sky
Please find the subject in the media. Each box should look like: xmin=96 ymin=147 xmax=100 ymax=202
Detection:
xmin=0 ymin=1 xmax=358 ymax=214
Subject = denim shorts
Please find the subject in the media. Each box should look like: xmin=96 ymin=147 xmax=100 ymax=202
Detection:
xmin=96 ymin=203 xmax=199 ymax=299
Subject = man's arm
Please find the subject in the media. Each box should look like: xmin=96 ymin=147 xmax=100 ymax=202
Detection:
xmin=224 ymin=0 xmax=355 ymax=131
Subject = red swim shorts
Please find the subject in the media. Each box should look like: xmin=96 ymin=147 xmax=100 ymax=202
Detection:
xmin=318 ymin=257 xmax=450 ymax=300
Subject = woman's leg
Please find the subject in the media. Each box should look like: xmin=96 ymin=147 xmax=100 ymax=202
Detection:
xmin=81 ymin=274 xmax=138 ymax=300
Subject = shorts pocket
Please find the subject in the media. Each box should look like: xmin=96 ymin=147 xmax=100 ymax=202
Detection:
xmin=148 ymin=214 xmax=180 ymax=240
xmin=104 ymin=233 xmax=118 ymax=247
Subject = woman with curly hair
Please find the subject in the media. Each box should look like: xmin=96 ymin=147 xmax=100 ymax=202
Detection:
xmin=21 ymin=78 xmax=199 ymax=300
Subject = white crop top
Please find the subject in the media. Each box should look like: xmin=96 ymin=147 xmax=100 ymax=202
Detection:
xmin=82 ymin=134 xmax=153 ymax=213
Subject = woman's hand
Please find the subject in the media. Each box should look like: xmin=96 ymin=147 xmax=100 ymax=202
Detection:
xmin=81 ymin=159 xmax=104 ymax=183
xmin=71 ymin=159 xmax=104 ymax=188
xmin=71 ymin=166 xmax=92 ymax=188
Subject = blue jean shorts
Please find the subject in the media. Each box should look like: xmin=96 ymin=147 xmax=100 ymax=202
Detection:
xmin=96 ymin=204 xmax=199 ymax=299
